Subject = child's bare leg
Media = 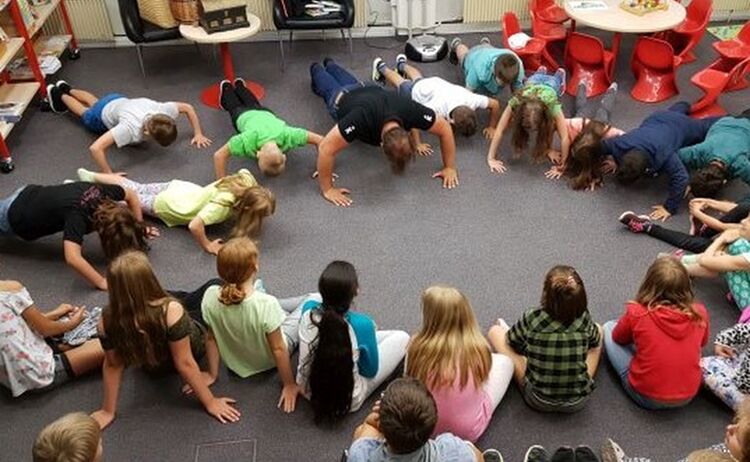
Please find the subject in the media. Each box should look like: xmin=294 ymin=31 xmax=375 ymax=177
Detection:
xmin=64 ymin=339 xmax=104 ymax=376
xmin=70 ymin=89 xmax=98 ymax=106
xmin=586 ymin=324 xmax=604 ymax=378
xmin=403 ymin=64 xmax=424 ymax=81
xmin=488 ymin=322 xmax=527 ymax=384
xmin=456 ymin=44 xmax=470 ymax=66
xmin=61 ymin=94 xmax=90 ymax=118
xmin=80 ymin=169 xmax=128 ymax=187
xmin=382 ymin=67 xmax=406 ymax=89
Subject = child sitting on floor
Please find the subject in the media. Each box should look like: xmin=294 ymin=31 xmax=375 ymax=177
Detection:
xmin=679 ymin=112 xmax=750 ymax=198
xmin=212 ymin=79 xmax=323 ymax=179
xmin=77 ymin=168 xmax=274 ymax=255
xmin=296 ymin=261 xmax=409 ymax=423
xmin=406 ymin=286 xmax=513 ymax=442
xmin=346 ymin=377 xmax=504 ymax=462
xmin=372 ymin=55 xmax=501 ymax=140
xmin=33 ymin=412 xmax=103 ymax=462
xmin=0 ymin=181 xmax=151 ymax=290
xmin=565 ymin=82 xmax=624 ymax=191
xmin=603 ymin=257 xmax=709 ymax=409
xmin=201 ymin=237 xmax=316 ymax=413
xmin=91 ymin=251 xmax=240 ymax=429
xmin=488 ymin=265 xmax=603 ymax=413
xmin=47 ymin=81 xmax=212 ymax=174
xmin=486 ymin=66 xmax=570 ymax=179
xmin=0 ymin=280 xmax=103 ymax=398
xmin=702 ymin=322 xmax=750 ymax=411
xmin=448 ymin=36 xmax=524 ymax=97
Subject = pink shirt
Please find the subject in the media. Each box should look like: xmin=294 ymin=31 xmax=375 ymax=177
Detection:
xmin=566 ymin=117 xmax=625 ymax=140
xmin=429 ymin=372 xmax=493 ymax=442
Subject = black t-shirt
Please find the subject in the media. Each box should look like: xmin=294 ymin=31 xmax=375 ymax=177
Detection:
xmin=8 ymin=182 xmax=126 ymax=245
xmin=336 ymin=86 xmax=437 ymax=146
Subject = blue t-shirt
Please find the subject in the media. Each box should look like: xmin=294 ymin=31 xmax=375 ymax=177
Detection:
xmin=302 ymin=300 xmax=379 ymax=378
xmin=462 ymin=47 xmax=524 ymax=95
xmin=347 ymin=435 xmax=476 ymax=462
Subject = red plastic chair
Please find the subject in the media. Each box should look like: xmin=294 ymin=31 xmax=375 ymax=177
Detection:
xmin=690 ymin=56 xmax=750 ymax=118
xmin=563 ymin=32 xmax=615 ymax=97
xmin=531 ymin=0 xmax=570 ymax=24
xmin=502 ymin=12 xmax=546 ymax=71
xmin=712 ymin=21 xmax=750 ymax=61
xmin=661 ymin=0 xmax=712 ymax=63
xmin=529 ymin=0 xmax=567 ymax=68
xmin=630 ymin=36 xmax=682 ymax=103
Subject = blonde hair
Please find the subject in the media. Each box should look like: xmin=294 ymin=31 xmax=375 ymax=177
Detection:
xmin=214 ymin=173 xmax=276 ymax=239
xmin=258 ymin=143 xmax=286 ymax=177
xmin=406 ymin=286 xmax=491 ymax=390
xmin=635 ymin=257 xmax=704 ymax=322
xmin=216 ymin=237 xmax=259 ymax=305
xmin=33 ymin=413 xmax=101 ymax=462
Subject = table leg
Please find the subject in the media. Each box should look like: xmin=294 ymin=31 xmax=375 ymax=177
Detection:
xmin=612 ymin=32 xmax=622 ymax=59
xmin=200 ymin=41 xmax=266 ymax=109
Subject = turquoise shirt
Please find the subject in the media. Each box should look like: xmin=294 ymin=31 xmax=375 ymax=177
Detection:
xmin=463 ymin=47 xmax=524 ymax=95
xmin=678 ymin=117 xmax=750 ymax=185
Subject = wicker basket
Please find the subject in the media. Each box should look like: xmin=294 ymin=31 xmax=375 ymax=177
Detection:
xmin=170 ymin=0 xmax=201 ymax=24
xmin=137 ymin=0 xmax=178 ymax=28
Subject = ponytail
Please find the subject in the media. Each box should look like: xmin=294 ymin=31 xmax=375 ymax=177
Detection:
xmin=216 ymin=237 xmax=258 ymax=306
xmin=309 ymin=306 xmax=354 ymax=423
xmin=219 ymin=282 xmax=245 ymax=305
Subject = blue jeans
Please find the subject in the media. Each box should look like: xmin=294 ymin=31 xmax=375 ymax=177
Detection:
xmin=397 ymin=78 xmax=421 ymax=98
xmin=310 ymin=60 xmax=364 ymax=120
xmin=0 ymin=187 xmax=23 ymax=237
xmin=603 ymin=321 xmax=691 ymax=410
xmin=527 ymin=70 xmax=564 ymax=96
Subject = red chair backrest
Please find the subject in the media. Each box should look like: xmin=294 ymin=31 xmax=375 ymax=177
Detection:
xmin=503 ymin=12 xmax=522 ymax=45
xmin=531 ymin=0 xmax=555 ymax=12
xmin=686 ymin=0 xmax=712 ymax=24
xmin=566 ymin=32 xmax=604 ymax=65
xmin=727 ymin=56 xmax=750 ymax=88
xmin=634 ymin=36 xmax=675 ymax=70
xmin=738 ymin=21 xmax=750 ymax=44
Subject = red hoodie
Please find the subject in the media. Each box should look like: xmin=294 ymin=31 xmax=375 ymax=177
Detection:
xmin=612 ymin=302 xmax=709 ymax=401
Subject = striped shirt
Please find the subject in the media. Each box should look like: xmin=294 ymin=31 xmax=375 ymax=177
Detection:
xmin=508 ymin=308 xmax=601 ymax=402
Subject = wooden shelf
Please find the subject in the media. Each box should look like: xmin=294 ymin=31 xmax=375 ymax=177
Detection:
xmin=28 ymin=0 xmax=61 ymax=37
xmin=35 ymin=33 xmax=70 ymax=58
xmin=0 ymin=37 xmax=24 ymax=72
xmin=0 ymin=81 xmax=40 ymax=137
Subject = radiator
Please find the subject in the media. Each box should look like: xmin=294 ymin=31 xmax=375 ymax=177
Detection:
xmin=711 ymin=0 xmax=750 ymax=11
xmin=41 ymin=0 xmax=114 ymax=41
xmin=248 ymin=0 xmax=369 ymax=31
xmin=464 ymin=0 xmax=531 ymax=23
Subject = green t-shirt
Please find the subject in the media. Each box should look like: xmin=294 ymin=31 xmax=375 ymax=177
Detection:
xmin=227 ymin=110 xmax=309 ymax=159
xmin=201 ymin=285 xmax=286 ymax=378
xmin=508 ymin=84 xmax=563 ymax=118
xmin=152 ymin=169 xmax=258 ymax=227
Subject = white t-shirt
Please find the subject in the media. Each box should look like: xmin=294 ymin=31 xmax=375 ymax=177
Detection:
xmin=296 ymin=310 xmax=368 ymax=411
xmin=411 ymin=77 xmax=489 ymax=120
xmin=0 ymin=287 xmax=55 ymax=397
xmin=101 ymin=98 xmax=179 ymax=147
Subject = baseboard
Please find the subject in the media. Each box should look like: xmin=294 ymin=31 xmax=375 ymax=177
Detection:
xmin=79 ymin=15 xmax=750 ymax=49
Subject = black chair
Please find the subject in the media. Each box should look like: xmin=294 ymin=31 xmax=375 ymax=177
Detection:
xmin=272 ymin=0 xmax=355 ymax=71
xmin=117 ymin=0 xmax=182 ymax=77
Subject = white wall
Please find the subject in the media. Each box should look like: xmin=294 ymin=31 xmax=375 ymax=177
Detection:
xmin=367 ymin=0 xmax=464 ymax=25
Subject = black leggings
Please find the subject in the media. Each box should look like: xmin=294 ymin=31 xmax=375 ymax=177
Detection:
xmin=221 ymin=82 xmax=267 ymax=127
xmin=168 ymin=278 xmax=222 ymax=327
xmin=646 ymin=202 xmax=750 ymax=253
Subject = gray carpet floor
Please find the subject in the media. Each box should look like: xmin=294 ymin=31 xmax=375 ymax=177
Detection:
xmin=1 ymin=28 xmax=749 ymax=462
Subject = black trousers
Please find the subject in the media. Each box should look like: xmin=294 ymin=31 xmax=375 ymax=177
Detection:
xmin=647 ymin=202 xmax=750 ymax=253
xmin=220 ymin=82 xmax=267 ymax=128
xmin=168 ymin=278 xmax=222 ymax=327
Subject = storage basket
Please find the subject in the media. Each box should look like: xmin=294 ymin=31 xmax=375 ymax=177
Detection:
xmin=137 ymin=0 xmax=178 ymax=28
xmin=170 ymin=0 xmax=201 ymax=24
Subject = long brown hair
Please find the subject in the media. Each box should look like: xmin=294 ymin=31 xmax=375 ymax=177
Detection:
xmin=406 ymin=286 xmax=491 ymax=390
xmin=541 ymin=265 xmax=588 ymax=326
xmin=634 ymin=257 xmax=704 ymax=322
xmin=94 ymin=199 xmax=149 ymax=261
xmin=567 ymin=119 xmax=610 ymax=190
xmin=737 ymin=398 xmax=750 ymax=462
xmin=510 ymin=95 xmax=554 ymax=163
xmin=214 ymin=173 xmax=276 ymax=238
xmin=103 ymin=251 xmax=175 ymax=368
xmin=216 ymin=237 xmax=258 ymax=305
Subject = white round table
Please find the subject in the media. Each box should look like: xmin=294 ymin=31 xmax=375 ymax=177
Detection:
xmin=563 ymin=0 xmax=686 ymax=57
xmin=180 ymin=12 xmax=263 ymax=108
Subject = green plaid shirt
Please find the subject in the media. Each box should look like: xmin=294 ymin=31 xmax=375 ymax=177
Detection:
xmin=508 ymin=308 xmax=601 ymax=402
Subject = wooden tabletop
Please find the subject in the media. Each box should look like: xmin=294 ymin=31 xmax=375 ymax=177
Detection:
xmin=563 ymin=0 xmax=686 ymax=33
xmin=179 ymin=11 xmax=261 ymax=44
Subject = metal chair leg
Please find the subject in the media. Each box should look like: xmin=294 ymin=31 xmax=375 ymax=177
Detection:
xmin=277 ymin=30 xmax=286 ymax=72
xmin=136 ymin=44 xmax=146 ymax=78
xmin=347 ymin=28 xmax=353 ymax=57
xmin=289 ymin=30 xmax=294 ymax=50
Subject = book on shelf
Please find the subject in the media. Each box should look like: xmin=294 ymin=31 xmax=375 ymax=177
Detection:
xmin=0 ymin=102 xmax=24 ymax=123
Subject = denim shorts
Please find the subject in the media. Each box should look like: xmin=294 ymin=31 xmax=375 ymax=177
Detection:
xmin=52 ymin=353 xmax=73 ymax=386
xmin=81 ymin=93 xmax=125 ymax=134
xmin=397 ymin=78 xmax=422 ymax=98
xmin=0 ymin=187 xmax=23 ymax=237
xmin=522 ymin=379 xmax=589 ymax=413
